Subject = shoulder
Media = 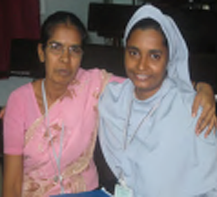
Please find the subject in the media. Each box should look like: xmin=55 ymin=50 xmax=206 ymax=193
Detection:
xmin=6 ymin=82 xmax=34 ymax=117
xmin=99 ymin=79 xmax=132 ymax=118
xmin=75 ymin=68 xmax=115 ymax=92
xmin=101 ymin=79 xmax=131 ymax=99
xmin=8 ymin=82 xmax=33 ymax=102
xmin=77 ymin=68 xmax=106 ymax=79
xmin=161 ymin=82 xmax=196 ymax=116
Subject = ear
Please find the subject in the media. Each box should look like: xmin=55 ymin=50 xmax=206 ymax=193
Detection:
xmin=38 ymin=43 xmax=45 ymax=63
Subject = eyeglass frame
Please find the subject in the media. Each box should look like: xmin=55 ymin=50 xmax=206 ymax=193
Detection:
xmin=46 ymin=41 xmax=83 ymax=58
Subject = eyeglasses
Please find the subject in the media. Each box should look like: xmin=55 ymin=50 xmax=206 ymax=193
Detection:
xmin=47 ymin=41 xmax=83 ymax=58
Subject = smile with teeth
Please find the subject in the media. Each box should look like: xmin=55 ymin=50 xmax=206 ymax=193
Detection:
xmin=136 ymin=74 xmax=149 ymax=80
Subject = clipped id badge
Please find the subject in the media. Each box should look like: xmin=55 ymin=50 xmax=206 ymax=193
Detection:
xmin=114 ymin=182 xmax=133 ymax=197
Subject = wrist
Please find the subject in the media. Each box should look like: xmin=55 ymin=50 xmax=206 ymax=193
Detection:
xmin=194 ymin=81 xmax=206 ymax=91
xmin=196 ymin=82 xmax=214 ymax=95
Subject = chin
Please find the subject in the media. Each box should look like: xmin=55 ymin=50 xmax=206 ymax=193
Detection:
xmin=54 ymin=78 xmax=72 ymax=86
xmin=134 ymin=81 xmax=150 ymax=90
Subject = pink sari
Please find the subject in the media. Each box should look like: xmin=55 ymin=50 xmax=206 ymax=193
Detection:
xmin=22 ymin=68 xmax=111 ymax=197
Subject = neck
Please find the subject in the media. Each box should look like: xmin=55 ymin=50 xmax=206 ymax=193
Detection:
xmin=135 ymin=90 xmax=150 ymax=100
xmin=43 ymin=79 xmax=67 ymax=104
xmin=134 ymin=88 xmax=158 ymax=101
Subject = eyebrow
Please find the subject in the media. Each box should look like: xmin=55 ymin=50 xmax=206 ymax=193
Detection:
xmin=48 ymin=41 xmax=61 ymax=45
xmin=149 ymin=49 xmax=163 ymax=54
xmin=48 ymin=41 xmax=82 ymax=48
xmin=126 ymin=46 xmax=163 ymax=54
xmin=126 ymin=46 xmax=139 ymax=51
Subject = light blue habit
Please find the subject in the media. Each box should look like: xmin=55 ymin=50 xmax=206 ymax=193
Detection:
xmin=98 ymin=4 xmax=217 ymax=197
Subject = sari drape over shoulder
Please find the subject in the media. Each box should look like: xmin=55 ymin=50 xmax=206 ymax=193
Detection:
xmin=4 ymin=68 xmax=115 ymax=197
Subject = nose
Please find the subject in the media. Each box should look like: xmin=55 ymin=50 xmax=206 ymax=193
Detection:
xmin=60 ymin=47 xmax=70 ymax=63
xmin=137 ymin=55 xmax=148 ymax=71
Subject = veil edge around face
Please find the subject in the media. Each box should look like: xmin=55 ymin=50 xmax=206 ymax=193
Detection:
xmin=123 ymin=4 xmax=193 ymax=91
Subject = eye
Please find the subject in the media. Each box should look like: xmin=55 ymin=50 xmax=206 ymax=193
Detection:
xmin=70 ymin=46 xmax=82 ymax=53
xmin=127 ymin=48 xmax=140 ymax=59
xmin=151 ymin=53 xmax=161 ymax=60
xmin=69 ymin=46 xmax=83 ymax=56
xmin=49 ymin=42 xmax=63 ymax=52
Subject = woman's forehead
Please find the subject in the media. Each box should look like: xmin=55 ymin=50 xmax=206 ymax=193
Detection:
xmin=128 ymin=28 xmax=166 ymax=46
xmin=48 ymin=24 xmax=82 ymax=43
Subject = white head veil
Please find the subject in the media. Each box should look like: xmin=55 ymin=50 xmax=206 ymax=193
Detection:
xmin=123 ymin=4 xmax=193 ymax=91
xmin=98 ymin=5 xmax=217 ymax=196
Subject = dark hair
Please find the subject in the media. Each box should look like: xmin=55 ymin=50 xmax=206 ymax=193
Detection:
xmin=126 ymin=18 xmax=168 ymax=49
xmin=40 ymin=11 xmax=87 ymax=49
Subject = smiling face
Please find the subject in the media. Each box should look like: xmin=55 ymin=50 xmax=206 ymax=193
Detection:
xmin=38 ymin=23 xmax=83 ymax=86
xmin=125 ymin=27 xmax=169 ymax=100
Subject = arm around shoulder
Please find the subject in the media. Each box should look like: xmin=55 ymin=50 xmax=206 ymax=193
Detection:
xmin=3 ymin=154 xmax=23 ymax=197
xmin=192 ymin=82 xmax=216 ymax=136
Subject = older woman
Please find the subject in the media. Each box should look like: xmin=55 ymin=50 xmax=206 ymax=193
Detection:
xmin=3 ymin=11 xmax=123 ymax=197
xmin=99 ymin=4 xmax=217 ymax=197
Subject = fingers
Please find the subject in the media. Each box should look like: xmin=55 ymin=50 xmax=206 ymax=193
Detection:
xmin=195 ymin=100 xmax=212 ymax=133
xmin=192 ymin=94 xmax=201 ymax=118
xmin=195 ymin=105 xmax=210 ymax=134
xmin=0 ymin=107 xmax=5 ymax=119
xmin=196 ymin=106 xmax=215 ymax=136
xmin=193 ymin=82 xmax=216 ymax=136
xmin=204 ymin=115 xmax=216 ymax=138
xmin=0 ymin=110 xmax=3 ymax=119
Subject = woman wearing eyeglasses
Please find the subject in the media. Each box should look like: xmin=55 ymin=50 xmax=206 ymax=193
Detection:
xmin=2 ymin=11 xmax=216 ymax=197
xmin=3 ymin=11 xmax=117 ymax=197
